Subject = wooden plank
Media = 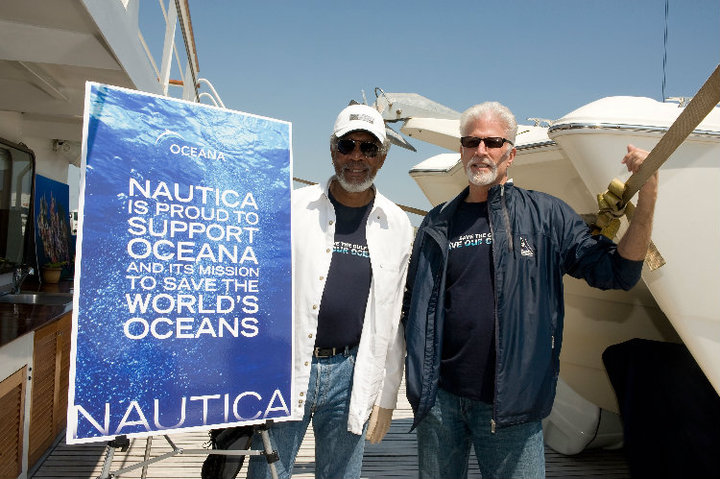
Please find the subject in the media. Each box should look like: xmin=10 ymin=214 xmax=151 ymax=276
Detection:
xmin=31 ymin=377 xmax=630 ymax=478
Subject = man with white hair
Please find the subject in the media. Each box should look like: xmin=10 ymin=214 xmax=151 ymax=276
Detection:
xmin=247 ymin=104 xmax=413 ymax=479
xmin=402 ymin=101 xmax=658 ymax=478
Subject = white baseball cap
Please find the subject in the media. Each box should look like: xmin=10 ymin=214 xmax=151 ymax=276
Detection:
xmin=333 ymin=104 xmax=386 ymax=143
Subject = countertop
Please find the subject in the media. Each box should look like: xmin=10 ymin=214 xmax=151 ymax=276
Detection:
xmin=0 ymin=280 xmax=74 ymax=348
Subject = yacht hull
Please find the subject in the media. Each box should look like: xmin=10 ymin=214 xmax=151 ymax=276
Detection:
xmin=549 ymin=96 xmax=720 ymax=398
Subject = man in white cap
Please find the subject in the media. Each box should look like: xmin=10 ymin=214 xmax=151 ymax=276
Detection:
xmin=247 ymin=104 xmax=414 ymax=479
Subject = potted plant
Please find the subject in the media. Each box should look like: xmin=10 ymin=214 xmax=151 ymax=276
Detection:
xmin=41 ymin=261 xmax=67 ymax=284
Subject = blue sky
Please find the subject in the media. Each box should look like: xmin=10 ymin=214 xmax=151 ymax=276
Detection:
xmin=165 ymin=1 xmax=719 ymax=219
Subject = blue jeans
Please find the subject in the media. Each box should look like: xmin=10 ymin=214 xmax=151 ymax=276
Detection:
xmin=416 ymin=388 xmax=545 ymax=479
xmin=247 ymin=348 xmax=366 ymax=479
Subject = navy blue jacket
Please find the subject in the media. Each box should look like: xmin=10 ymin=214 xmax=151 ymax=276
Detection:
xmin=402 ymin=183 xmax=643 ymax=430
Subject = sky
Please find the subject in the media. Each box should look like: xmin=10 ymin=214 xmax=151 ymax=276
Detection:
xmin=148 ymin=0 xmax=719 ymax=222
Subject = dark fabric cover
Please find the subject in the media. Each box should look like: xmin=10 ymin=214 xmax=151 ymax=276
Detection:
xmin=603 ymin=338 xmax=720 ymax=479
xmin=201 ymin=425 xmax=255 ymax=479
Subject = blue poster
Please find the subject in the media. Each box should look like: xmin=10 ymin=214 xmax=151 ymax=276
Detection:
xmin=67 ymin=83 xmax=293 ymax=443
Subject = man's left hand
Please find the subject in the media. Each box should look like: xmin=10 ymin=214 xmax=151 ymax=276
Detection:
xmin=366 ymin=405 xmax=393 ymax=444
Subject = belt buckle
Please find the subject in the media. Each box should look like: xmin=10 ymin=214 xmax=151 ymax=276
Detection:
xmin=313 ymin=347 xmax=335 ymax=358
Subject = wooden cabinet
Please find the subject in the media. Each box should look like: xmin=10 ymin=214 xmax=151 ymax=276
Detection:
xmin=28 ymin=312 xmax=71 ymax=470
xmin=0 ymin=366 xmax=27 ymax=479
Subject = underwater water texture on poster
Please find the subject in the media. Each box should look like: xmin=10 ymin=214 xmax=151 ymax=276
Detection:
xmin=67 ymin=83 xmax=293 ymax=443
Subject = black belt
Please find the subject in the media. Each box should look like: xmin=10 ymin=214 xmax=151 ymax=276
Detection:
xmin=313 ymin=345 xmax=355 ymax=358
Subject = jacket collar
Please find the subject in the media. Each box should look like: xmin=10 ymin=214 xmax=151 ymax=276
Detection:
xmin=419 ymin=187 xmax=469 ymax=241
xmin=425 ymin=180 xmax=516 ymax=227
xmin=440 ymin=180 xmax=515 ymax=212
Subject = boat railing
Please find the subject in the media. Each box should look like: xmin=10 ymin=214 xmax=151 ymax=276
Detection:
xmin=130 ymin=0 xmax=224 ymax=106
xmin=197 ymin=78 xmax=226 ymax=108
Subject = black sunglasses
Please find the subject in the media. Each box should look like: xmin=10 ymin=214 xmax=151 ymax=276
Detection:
xmin=336 ymin=138 xmax=381 ymax=158
xmin=460 ymin=136 xmax=513 ymax=149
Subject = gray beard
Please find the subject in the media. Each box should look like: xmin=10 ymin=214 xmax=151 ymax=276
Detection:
xmin=334 ymin=172 xmax=375 ymax=193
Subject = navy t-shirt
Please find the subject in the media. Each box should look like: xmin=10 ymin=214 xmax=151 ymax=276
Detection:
xmin=440 ymin=201 xmax=496 ymax=403
xmin=315 ymin=193 xmax=372 ymax=348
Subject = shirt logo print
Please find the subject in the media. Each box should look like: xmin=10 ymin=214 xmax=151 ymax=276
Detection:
xmin=333 ymin=241 xmax=370 ymax=258
xmin=449 ymin=233 xmax=493 ymax=250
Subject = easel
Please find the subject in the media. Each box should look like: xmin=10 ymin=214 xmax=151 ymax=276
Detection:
xmin=97 ymin=422 xmax=279 ymax=479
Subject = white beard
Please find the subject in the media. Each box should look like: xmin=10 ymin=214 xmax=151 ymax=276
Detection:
xmin=465 ymin=157 xmax=498 ymax=186
xmin=334 ymin=171 xmax=375 ymax=193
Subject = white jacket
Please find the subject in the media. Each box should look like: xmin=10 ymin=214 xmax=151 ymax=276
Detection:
xmin=291 ymin=178 xmax=413 ymax=434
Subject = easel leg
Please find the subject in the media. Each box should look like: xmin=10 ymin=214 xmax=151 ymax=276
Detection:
xmin=256 ymin=422 xmax=280 ymax=479
xmin=141 ymin=436 xmax=152 ymax=479
xmin=98 ymin=436 xmax=129 ymax=479
xmin=99 ymin=445 xmax=114 ymax=479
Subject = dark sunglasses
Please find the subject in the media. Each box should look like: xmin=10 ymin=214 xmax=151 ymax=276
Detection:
xmin=460 ymin=136 xmax=513 ymax=149
xmin=336 ymin=138 xmax=381 ymax=158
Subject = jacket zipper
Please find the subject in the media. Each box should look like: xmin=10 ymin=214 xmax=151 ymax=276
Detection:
xmin=489 ymin=186 xmax=499 ymax=433
xmin=500 ymin=184 xmax=513 ymax=251
xmin=490 ymin=213 xmax=497 ymax=434
xmin=490 ymin=184 xmax=513 ymax=433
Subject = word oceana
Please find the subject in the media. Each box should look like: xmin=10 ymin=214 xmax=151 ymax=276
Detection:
xmin=169 ymin=143 xmax=226 ymax=161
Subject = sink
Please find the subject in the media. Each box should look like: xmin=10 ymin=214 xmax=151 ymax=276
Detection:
xmin=0 ymin=292 xmax=74 ymax=305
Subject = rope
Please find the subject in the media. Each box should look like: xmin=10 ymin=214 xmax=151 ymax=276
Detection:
xmin=622 ymin=63 xmax=720 ymax=205
xmin=174 ymin=0 xmax=199 ymax=102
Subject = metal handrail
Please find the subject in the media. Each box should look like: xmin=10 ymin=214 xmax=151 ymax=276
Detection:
xmin=198 ymin=92 xmax=219 ymax=107
xmin=197 ymin=78 xmax=225 ymax=108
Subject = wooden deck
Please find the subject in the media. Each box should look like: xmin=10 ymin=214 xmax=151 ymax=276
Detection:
xmin=32 ymin=381 xmax=630 ymax=478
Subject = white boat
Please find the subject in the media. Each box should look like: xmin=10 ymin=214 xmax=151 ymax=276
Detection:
xmin=374 ymin=90 xmax=720 ymax=454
